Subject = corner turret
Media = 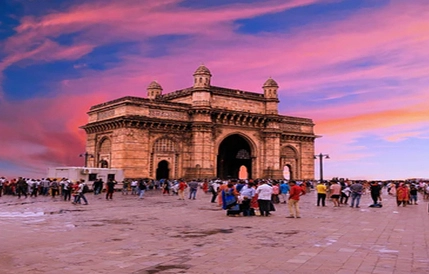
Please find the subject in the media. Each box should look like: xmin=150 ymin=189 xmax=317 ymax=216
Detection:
xmin=147 ymin=81 xmax=163 ymax=100
xmin=193 ymin=64 xmax=211 ymax=89
xmin=263 ymin=77 xmax=279 ymax=114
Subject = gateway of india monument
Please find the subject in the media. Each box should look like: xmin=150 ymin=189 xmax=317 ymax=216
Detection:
xmin=81 ymin=65 xmax=317 ymax=180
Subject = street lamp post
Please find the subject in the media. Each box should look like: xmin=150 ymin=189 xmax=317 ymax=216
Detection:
xmin=79 ymin=152 xmax=94 ymax=167
xmin=314 ymin=153 xmax=330 ymax=183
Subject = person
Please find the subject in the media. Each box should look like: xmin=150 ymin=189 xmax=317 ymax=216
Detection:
xmin=221 ymin=181 xmax=239 ymax=215
xmin=202 ymin=180 xmax=209 ymax=194
xmin=122 ymin=180 xmax=129 ymax=195
xmin=41 ymin=178 xmax=50 ymax=196
xmin=340 ymin=181 xmax=351 ymax=205
xmin=271 ymin=182 xmax=280 ymax=204
xmin=209 ymin=180 xmax=220 ymax=203
xmin=73 ymin=180 xmax=89 ymax=205
xmin=279 ymin=180 xmax=290 ymax=204
xmin=131 ymin=180 xmax=138 ymax=195
xmin=350 ymin=181 xmax=363 ymax=208
xmin=370 ymin=181 xmax=382 ymax=206
xmin=316 ymin=181 xmax=327 ymax=207
xmin=239 ymin=182 xmax=256 ymax=216
xmin=287 ymin=180 xmax=305 ymax=218
xmin=178 ymin=180 xmax=187 ymax=200
xmin=16 ymin=177 xmax=28 ymax=199
xmin=105 ymin=179 xmax=117 ymax=200
xmin=50 ymin=179 xmax=59 ymax=198
xmin=93 ymin=179 xmax=103 ymax=195
xmin=62 ymin=179 xmax=72 ymax=201
xmin=389 ymin=183 xmax=397 ymax=197
xmin=188 ymin=180 xmax=199 ymax=199
xmin=29 ymin=179 xmax=38 ymax=197
xmin=78 ymin=180 xmax=89 ymax=205
xmin=0 ymin=177 xmax=4 ymax=197
xmin=330 ymin=181 xmax=341 ymax=207
xmin=162 ymin=180 xmax=170 ymax=195
xmin=138 ymin=179 xmax=147 ymax=199
xmin=218 ymin=181 xmax=228 ymax=206
xmin=71 ymin=181 xmax=80 ymax=204
xmin=255 ymin=180 xmax=273 ymax=217
xmin=396 ymin=183 xmax=409 ymax=207
xmin=409 ymin=184 xmax=418 ymax=205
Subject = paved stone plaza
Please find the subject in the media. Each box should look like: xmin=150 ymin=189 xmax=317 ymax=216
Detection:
xmin=1 ymin=189 xmax=428 ymax=274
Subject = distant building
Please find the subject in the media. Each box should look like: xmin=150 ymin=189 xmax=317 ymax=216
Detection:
xmin=81 ymin=65 xmax=317 ymax=180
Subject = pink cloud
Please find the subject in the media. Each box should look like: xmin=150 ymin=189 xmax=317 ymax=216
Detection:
xmin=0 ymin=92 xmax=108 ymax=176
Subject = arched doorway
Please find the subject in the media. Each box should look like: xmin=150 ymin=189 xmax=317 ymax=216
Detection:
xmin=98 ymin=137 xmax=111 ymax=168
xmin=239 ymin=165 xmax=249 ymax=180
xmin=156 ymin=160 xmax=169 ymax=180
xmin=280 ymin=146 xmax=298 ymax=180
xmin=283 ymin=165 xmax=291 ymax=180
xmin=217 ymin=134 xmax=252 ymax=179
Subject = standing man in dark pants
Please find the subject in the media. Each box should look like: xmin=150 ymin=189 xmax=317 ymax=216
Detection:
xmin=210 ymin=180 xmax=220 ymax=203
xmin=350 ymin=181 xmax=364 ymax=208
xmin=256 ymin=180 xmax=273 ymax=217
xmin=63 ymin=179 xmax=72 ymax=201
xmin=106 ymin=179 xmax=116 ymax=200
xmin=188 ymin=180 xmax=199 ymax=200
xmin=316 ymin=181 xmax=327 ymax=207
xmin=370 ymin=181 xmax=382 ymax=205
xmin=16 ymin=177 xmax=28 ymax=199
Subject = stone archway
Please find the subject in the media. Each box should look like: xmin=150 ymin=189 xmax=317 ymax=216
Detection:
xmin=98 ymin=137 xmax=111 ymax=168
xmin=283 ymin=164 xmax=292 ymax=180
xmin=281 ymin=146 xmax=298 ymax=180
xmin=217 ymin=134 xmax=252 ymax=179
xmin=156 ymin=160 xmax=169 ymax=180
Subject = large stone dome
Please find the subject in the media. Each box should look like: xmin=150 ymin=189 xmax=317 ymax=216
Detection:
xmin=263 ymin=77 xmax=278 ymax=88
xmin=193 ymin=64 xmax=211 ymax=76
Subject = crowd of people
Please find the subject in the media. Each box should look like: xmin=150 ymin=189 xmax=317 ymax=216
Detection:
xmin=0 ymin=176 xmax=428 ymax=217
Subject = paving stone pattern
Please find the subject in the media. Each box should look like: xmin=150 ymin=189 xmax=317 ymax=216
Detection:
xmin=1 ymin=189 xmax=428 ymax=274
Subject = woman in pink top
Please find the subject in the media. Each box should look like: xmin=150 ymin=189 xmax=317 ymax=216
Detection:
xmin=271 ymin=183 xmax=280 ymax=204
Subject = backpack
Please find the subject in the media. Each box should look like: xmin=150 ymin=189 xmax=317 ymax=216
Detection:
xmin=82 ymin=184 xmax=89 ymax=194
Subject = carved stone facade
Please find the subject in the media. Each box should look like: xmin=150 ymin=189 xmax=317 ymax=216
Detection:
xmin=81 ymin=65 xmax=317 ymax=180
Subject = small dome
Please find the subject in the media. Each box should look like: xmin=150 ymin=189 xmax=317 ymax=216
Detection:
xmin=148 ymin=81 xmax=162 ymax=90
xmin=193 ymin=64 xmax=211 ymax=76
xmin=263 ymin=78 xmax=278 ymax=88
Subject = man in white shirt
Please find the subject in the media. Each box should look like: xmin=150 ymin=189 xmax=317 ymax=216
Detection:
xmin=255 ymin=180 xmax=273 ymax=217
xmin=210 ymin=180 xmax=220 ymax=203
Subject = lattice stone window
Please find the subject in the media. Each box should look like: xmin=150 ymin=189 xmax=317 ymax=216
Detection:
xmin=154 ymin=138 xmax=176 ymax=152
xmin=236 ymin=149 xmax=250 ymax=159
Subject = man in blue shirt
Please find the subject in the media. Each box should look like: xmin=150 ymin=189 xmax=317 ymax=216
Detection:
xmin=279 ymin=180 xmax=290 ymax=204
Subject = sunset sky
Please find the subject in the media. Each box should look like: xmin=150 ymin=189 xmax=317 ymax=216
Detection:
xmin=1 ymin=0 xmax=428 ymax=180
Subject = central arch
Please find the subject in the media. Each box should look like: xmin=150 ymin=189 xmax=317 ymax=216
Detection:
xmin=156 ymin=160 xmax=169 ymax=180
xmin=217 ymin=134 xmax=252 ymax=179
